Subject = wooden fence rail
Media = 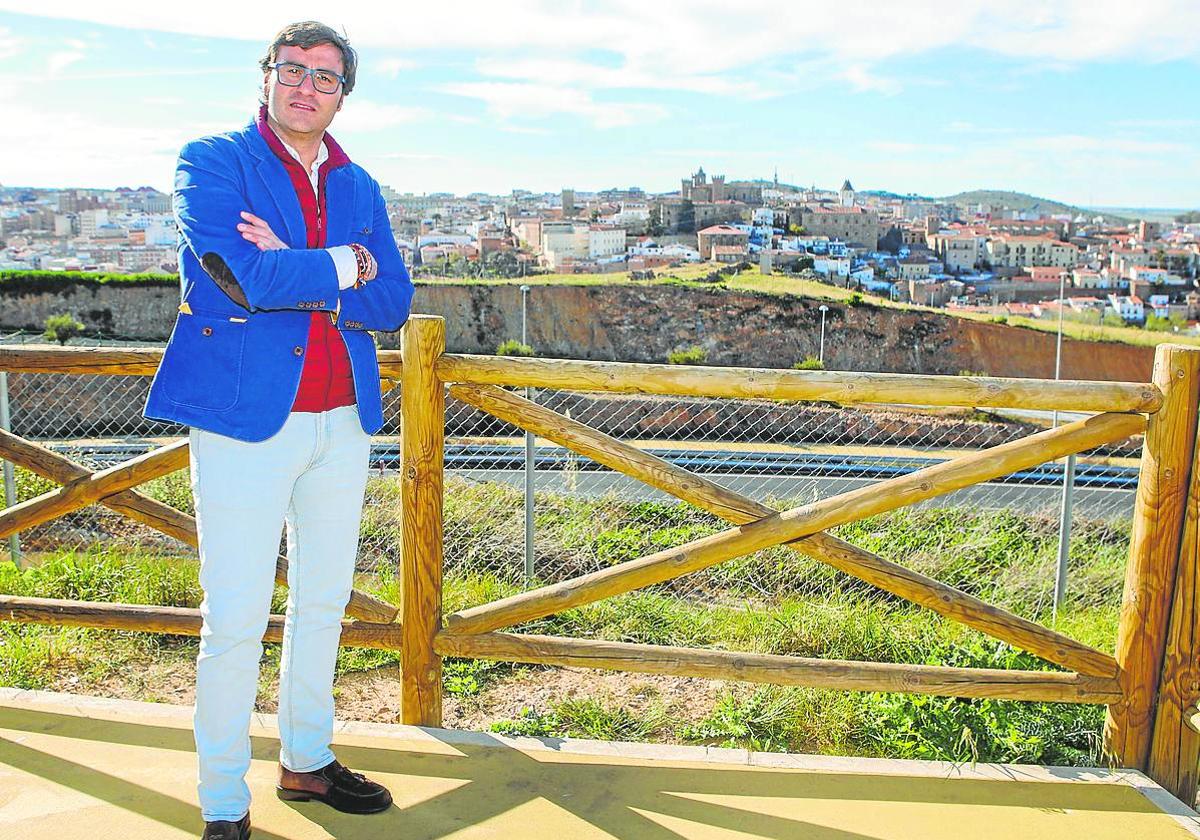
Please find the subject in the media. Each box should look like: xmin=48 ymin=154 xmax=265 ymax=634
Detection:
xmin=1 ymin=321 xmax=1198 ymax=806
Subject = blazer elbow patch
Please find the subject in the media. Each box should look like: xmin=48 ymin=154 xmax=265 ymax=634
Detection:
xmin=200 ymin=252 xmax=251 ymax=310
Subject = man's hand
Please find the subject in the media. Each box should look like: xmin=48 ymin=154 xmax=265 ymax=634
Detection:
xmin=237 ymin=211 xmax=288 ymax=251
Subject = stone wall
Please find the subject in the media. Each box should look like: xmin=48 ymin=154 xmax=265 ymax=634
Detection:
xmin=0 ymin=282 xmax=181 ymax=339
xmin=1 ymin=280 xmax=1155 ymax=382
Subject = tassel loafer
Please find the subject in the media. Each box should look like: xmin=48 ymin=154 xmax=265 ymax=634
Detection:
xmin=277 ymin=759 xmax=392 ymax=814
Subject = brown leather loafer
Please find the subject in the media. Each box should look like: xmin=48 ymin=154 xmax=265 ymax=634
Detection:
xmin=277 ymin=759 xmax=392 ymax=814
xmin=201 ymin=812 xmax=250 ymax=839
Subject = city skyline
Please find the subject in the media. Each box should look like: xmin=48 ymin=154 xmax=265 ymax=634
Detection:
xmin=1 ymin=3 xmax=1198 ymax=207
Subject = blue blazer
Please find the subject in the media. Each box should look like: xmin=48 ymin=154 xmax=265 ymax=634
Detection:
xmin=144 ymin=120 xmax=414 ymax=442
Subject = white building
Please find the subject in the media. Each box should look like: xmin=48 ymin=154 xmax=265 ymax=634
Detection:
xmin=1107 ymin=294 xmax=1145 ymax=322
xmin=79 ymin=209 xmax=109 ymax=239
xmin=540 ymin=223 xmax=626 ymax=269
xmin=813 ymin=255 xmax=851 ymax=277
xmin=1128 ymin=265 xmax=1185 ymax=286
xmin=588 ymin=225 xmax=626 ymax=259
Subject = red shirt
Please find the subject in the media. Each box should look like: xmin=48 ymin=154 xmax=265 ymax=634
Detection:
xmin=255 ymin=107 xmax=356 ymax=413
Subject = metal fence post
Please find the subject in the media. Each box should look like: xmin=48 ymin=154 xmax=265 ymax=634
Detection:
xmin=0 ymin=371 xmax=21 ymax=569
xmin=521 ymin=284 xmax=534 ymax=587
xmin=1053 ymin=453 xmax=1077 ymax=618
xmin=1051 ymin=276 xmax=1072 ymax=616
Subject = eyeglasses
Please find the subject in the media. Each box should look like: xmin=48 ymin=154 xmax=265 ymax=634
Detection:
xmin=271 ymin=61 xmax=345 ymax=95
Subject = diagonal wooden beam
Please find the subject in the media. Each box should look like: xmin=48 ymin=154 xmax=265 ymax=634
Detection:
xmin=0 ymin=430 xmax=398 ymax=623
xmin=444 ymin=410 xmax=1146 ymax=637
xmin=447 ymin=384 xmax=1118 ymax=678
xmin=434 ymin=632 xmax=1122 ymax=705
xmin=0 ymin=440 xmax=191 ymax=540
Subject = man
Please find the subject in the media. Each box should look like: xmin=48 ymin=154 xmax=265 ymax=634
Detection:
xmin=144 ymin=21 xmax=414 ymax=840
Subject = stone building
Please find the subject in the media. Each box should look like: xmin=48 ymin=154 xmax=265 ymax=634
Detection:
xmin=790 ymin=205 xmax=882 ymax=248
xmin=681 ymin=166 xmax=726 ymax=202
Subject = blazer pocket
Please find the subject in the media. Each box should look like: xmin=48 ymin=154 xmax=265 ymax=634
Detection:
xmin=161 ymin=313 xmax=247 ymax=411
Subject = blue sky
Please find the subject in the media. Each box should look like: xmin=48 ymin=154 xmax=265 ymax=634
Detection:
xmin=1 ymin=2 xmax=1198 ymax=208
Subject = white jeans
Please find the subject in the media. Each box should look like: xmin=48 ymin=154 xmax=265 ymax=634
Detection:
xmin=190 ymin=405 xmax=371 ymax=822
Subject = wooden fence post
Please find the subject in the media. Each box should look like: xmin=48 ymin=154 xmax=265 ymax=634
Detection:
xmin=399 ymin=315 xmax=445 ymax=726
xmin=1148 ymin=424 xmax=1200 ymax=804
xmin=1105 ymin=344 xmax=1200 ymax=771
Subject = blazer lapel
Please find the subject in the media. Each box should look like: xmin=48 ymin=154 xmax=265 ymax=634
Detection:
xmin=254 ymin=154 xmax=305 ymax=248
xmin=324 ymin=167 xmax=358 ymax=247
xmin=244 ymin=123 xmax=304 ymax=248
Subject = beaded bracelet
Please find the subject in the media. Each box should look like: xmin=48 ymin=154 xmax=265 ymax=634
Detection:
xmin=348 ymin=243 xmax=377 ymax=288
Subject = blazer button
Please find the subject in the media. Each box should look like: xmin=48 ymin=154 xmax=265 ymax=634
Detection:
xmin=201 ymin=327 xmax=213 ymax=336
xmin=293 ymin=346 xmax=303 ymax=356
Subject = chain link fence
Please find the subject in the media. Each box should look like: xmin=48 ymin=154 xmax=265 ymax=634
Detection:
xmin=0 ymin=332 xmax=1138 ymax=633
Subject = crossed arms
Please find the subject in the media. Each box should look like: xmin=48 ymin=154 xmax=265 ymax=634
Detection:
xmin=174 ymin=138 xmax=414 ymax=332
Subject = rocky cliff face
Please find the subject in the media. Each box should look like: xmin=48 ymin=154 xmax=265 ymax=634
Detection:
xmin=408 ymin=285 xmax=1154 ymax=382
xmin=1 ymin=281 xmax=1154 ymax=382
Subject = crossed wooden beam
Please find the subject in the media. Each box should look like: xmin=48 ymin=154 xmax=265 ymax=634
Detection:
xmin=0 ymin=428 xmax=400 ymax=641
xmin=433 ymin=384 xmax=1142 ymax=704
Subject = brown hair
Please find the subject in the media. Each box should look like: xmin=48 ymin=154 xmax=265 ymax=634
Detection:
xmin=259 ymin=21 xmax=357 ymax=100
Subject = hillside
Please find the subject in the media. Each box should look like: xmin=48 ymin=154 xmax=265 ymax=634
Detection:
xmin=940 ymin=189 xmax=1132 ymax=223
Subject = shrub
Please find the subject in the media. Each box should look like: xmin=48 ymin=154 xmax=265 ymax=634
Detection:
xmin=0 ymin=270 xmax=177 ymax=293
xmin=43 ymin=313 xmax=85 ymax=345
xmin=848 ymin=292 xmax=864 ymax=307
xmin=793 ymin=356 xmax=825 ymax=371
xmin=991 ymin=315 xmax=1008 ymax=324
xmin=667 ymin=346 xmax=708 ymax=365
xmin=496 ymin=339 xmax=534 ymax=357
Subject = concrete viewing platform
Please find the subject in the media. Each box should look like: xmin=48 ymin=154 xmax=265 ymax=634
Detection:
xmin=0 ymin=688 xmax=1198 ymax=839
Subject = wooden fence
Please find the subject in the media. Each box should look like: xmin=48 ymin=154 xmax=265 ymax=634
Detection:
xmin=0 ymin=314 xmax=1198 ymax=804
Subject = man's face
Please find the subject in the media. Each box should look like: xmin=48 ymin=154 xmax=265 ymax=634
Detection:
xmin=264 ymin=43 xmax=344 ymax=138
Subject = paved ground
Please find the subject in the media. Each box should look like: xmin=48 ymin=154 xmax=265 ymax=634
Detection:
xmin=0 ymin=688 xmax=1197 ymax=839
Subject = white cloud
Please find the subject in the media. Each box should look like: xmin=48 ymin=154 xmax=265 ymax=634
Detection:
xmin=1014 ymin=134 xmax=1190 ymax=155
xmin=6 ymin=1 xmax=1198 ymax=93
xmin=866 ymin=141 xmax=954 ymax=154
xmin=473 ymin=56 xmax=767 ymax=98
xmin=333 ymin=99 xmax=428 ymax=133
xmin=840 ymin=64 xmax=902 ymax=96
xmin=140 ymin=95 xmax=184 ymax=107
xmin=374 ymin=151 xmax=448 ymax=161
xmin=0 ymin=26 xmax=21 ymax=60
xmin=46 ymin=50 xmax=84 ymax=76
xmin=439 ymin=80 xmax=667 ymax=128
xmin=376 ymin=57 xmax=416 ymax=78
xmin=0 ymin=91 xmax=192 ymax=189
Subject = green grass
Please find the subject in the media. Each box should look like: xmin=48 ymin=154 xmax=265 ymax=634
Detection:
xmin=416 ymin=261 xmax=729 ymax=288
xmin=0 ymin=479 xmax=1132 ymax=766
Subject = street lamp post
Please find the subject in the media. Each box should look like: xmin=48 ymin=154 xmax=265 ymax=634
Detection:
xmin=1053 ymin=271 xmax=1075 ymax=619
xmin=520 ymin=285 xmax=534 ymax=586
xmin=818 ymin=304 xmax=829 ymax=364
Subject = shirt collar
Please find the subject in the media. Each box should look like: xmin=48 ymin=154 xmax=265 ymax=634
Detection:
xmin=254 ymin=104 xmax=352 ymax=173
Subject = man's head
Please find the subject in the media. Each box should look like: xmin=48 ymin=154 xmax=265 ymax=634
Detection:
xmin=259 ymin=21 xmax=357 ymax=139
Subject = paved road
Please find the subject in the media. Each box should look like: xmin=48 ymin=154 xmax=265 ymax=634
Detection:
xmin=446 ymin=468 xmax=1135 ymax=519
xmin=52 ymin=441 xmax=1137 ymax=520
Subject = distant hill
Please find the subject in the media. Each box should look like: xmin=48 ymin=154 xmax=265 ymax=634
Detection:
xmin=940 ymin=189 xmax=1133 ymax=223
xmin=860 ymin=189 xmax=933 ymax=201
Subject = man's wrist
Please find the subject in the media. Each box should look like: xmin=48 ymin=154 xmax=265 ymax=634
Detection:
xmin=348 ymin=243 xmax=378 ymax=287
xmin=328 ymin=246 xmax=358 ymax=290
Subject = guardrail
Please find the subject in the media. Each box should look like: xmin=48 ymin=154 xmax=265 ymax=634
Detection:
xmin=0 ymin=316 xmax=1197 ymax=804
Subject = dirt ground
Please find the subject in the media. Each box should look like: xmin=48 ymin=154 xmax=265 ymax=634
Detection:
xmin=58 ymin=658 xmax=728 ymax=736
